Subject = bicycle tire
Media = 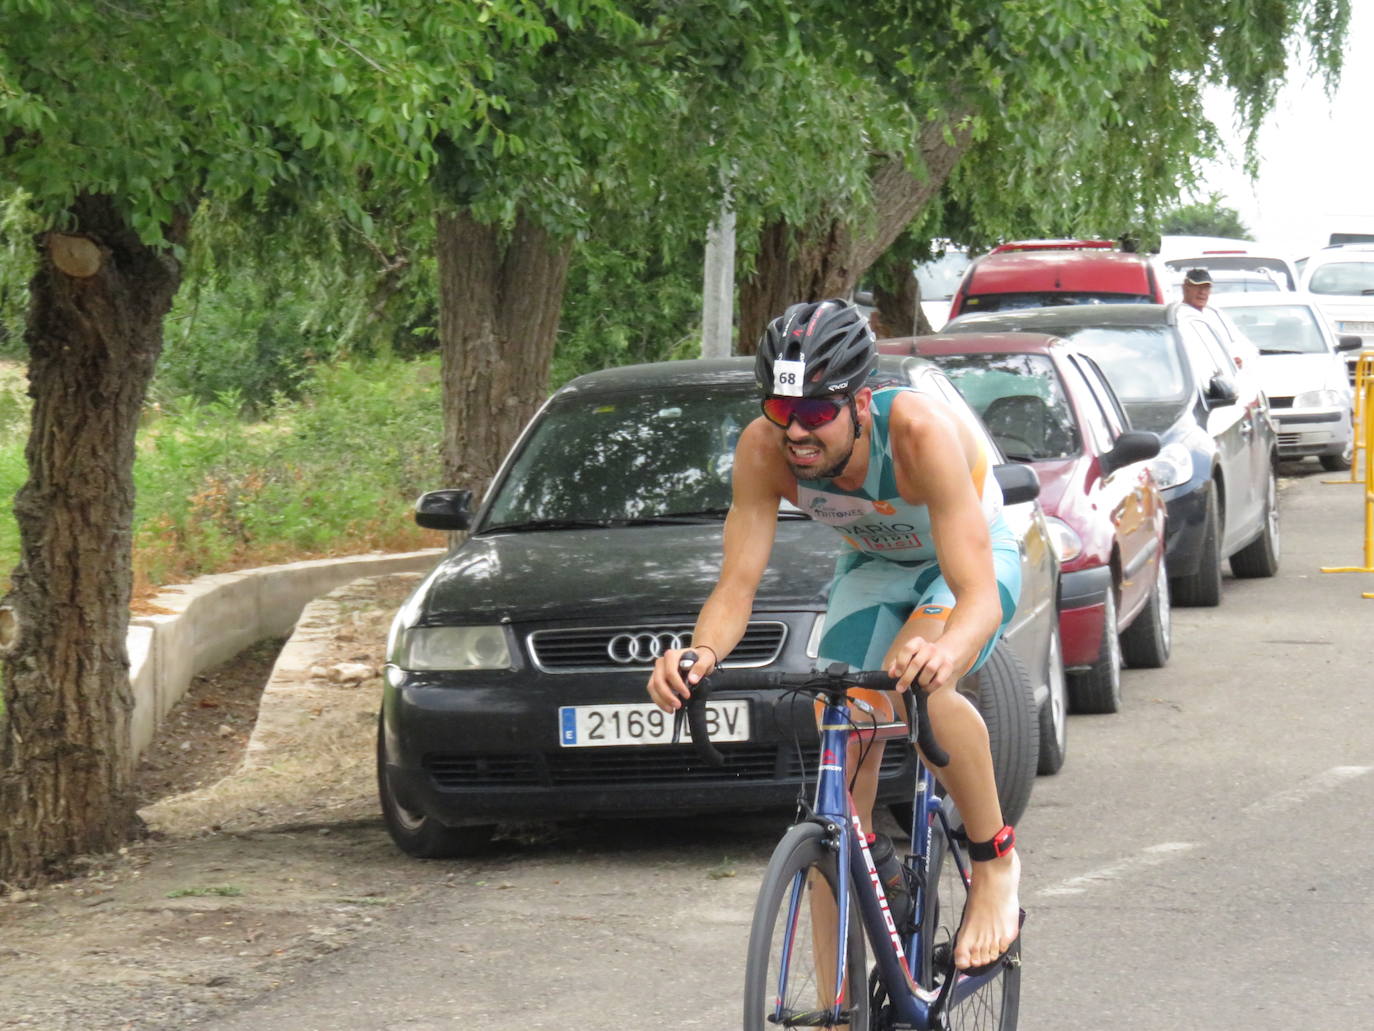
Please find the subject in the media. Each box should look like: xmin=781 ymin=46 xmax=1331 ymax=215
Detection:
xmin=921 ymin=818 xmax=1021 ymax=1029
xmin=743 ymin=822 xmax=870 ymax=1031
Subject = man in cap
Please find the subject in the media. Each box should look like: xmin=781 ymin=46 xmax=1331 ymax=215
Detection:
xmin=1181 ymin=266 xmax=1213 ymax=312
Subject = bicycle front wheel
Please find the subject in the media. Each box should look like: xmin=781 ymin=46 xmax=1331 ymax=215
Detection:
xmin=743 ymin=822 xmax=869 ymax=1031
xmin=922 ymin=822 xmax=1020 ymax=1029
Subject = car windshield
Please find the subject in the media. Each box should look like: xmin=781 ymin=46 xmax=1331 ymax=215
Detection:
xmin=929 ymin=353 xmax=1080 ymax=460
xmin=1222 ymin=305 xmax=1329 ymax=354
xmin=481 ymin=391 xmax=759 ymax=529
xmin=1308 ymin=261 xmax=1374 ymax=297
xmin=1165 ymin=256 xmax=1295 ymax=289
xmin=962 ymin=291 xmax=1153 ymax=313
xmin=1050 ymin=325 xmax=1190 ymax=432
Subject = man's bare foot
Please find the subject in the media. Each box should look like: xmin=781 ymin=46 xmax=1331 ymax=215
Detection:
xmin=954 ymin=849 xmax=1022 ymax=970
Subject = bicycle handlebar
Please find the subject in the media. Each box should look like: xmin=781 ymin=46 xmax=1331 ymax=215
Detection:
xmin=670 ymin=656 xmax=950 ymax=769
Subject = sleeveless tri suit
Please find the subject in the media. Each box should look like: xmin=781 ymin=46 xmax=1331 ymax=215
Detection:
xmin=797 ymin=385 xmax=1022 ymax=678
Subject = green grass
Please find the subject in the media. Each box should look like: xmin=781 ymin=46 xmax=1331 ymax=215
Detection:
xmin=1 ymin=354 xmax=445 ymax=599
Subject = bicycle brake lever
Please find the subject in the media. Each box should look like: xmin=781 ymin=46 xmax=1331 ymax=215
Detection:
xmin=671 ymin=652 xmax=698 ymax=745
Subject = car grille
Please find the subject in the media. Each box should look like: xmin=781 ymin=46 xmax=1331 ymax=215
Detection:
xmin=425 ymin=743 xmax=911 ymax=788
xmin=1277 ymin=432 xmax=1304 ymax=449
xmin=1268 ymin=396 xmax=1293 ymax=409
xmin=527 ymin=621 xmax=787 ymax=672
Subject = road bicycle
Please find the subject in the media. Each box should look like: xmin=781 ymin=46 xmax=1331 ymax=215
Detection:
xmin=675 ymin=659 xmax=1020 ymax=1030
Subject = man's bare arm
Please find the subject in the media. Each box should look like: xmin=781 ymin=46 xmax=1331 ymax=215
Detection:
xmin=887 ymin=395 xmax=1003 ymax=689
xmin=646 ymin=419 xmax=787 ymax=709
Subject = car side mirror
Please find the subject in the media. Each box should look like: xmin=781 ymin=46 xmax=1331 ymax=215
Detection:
xmin=1337 ymin=336 xmax=1364 ymax=352
xmin=1204 ymin=373 xmax=1239 ymax=409
xmin=993 ymin=462 xmax=1040 ymax=504
xmin=1100 ymin=430 xmax=1162 ymax=476
xmin=415 ymin=489 xmax=473 ymax=531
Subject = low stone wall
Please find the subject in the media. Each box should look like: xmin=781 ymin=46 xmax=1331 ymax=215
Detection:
xmin=127 ymin=549 xmax=442 ymax=757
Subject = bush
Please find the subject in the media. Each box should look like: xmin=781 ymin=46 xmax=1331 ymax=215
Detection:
xmin=1 ymin=355 xmax=445 ymax=597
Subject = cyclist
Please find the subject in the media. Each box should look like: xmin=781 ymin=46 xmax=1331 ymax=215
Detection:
xmin=646 ymin=298 xmax=1023 ymax=974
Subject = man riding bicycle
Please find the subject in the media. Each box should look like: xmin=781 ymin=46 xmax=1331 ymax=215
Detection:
xmin=646 ymin=298 xmax=1022 ymax=973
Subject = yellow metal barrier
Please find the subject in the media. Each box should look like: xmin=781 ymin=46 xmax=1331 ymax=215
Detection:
xmin=1327 ymin=350 xmax=1374 ymax=484
xmin=1321 ymin=377 xmax=1374 ymax=597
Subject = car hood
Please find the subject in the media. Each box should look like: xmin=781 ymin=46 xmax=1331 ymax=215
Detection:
xmin=412 ymin=520 xmax=835 ymax=625
xmin=1253 ymin=354 xmax=1346 ymax=396
xmin=1024 ymin=456 xmax=1080 ymax=518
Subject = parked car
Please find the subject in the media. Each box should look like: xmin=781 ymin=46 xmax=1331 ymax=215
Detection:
xmin=913 ymin=246 xmax=971 ymax=331
xmin=944 ymin=304 xmax=1281 ymax=607
xmin=1297 ymin=244 xmax=1374 ymax=383
xmin=377 ymin=356 xmax=1062 ymax=857
xmin=1163 ymin=252 xmax=1300 ymax=292
xmin=948 ymin=241 xmax=1166 ymax=321
xmin=881 ymin=332 xmax=1168 ymax=718
xmin=1212 ymin=293 xmax=1359 ymax=470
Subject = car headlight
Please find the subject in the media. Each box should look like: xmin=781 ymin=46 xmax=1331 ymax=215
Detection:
xmin=1148 ymin=442 xmax=1194 ymax=491
xmin=1291 ymin=389 xmax=1344 ymax=408
xmin=392 ymin=625 xmax=512 ymax=671
xmin=1044 ymin=517 xmax=1083 ymax=563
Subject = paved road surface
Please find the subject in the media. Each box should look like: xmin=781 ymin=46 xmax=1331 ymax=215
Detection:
xmin=193 ymin=463 xmax=1374 ymax=1030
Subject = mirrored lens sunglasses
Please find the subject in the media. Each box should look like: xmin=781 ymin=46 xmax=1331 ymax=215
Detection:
xmin=761 ymin=396 xmax=845 ymax=430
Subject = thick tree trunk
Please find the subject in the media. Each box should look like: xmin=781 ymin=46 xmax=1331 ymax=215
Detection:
xmin=0 ymin=195 xmax=185 ymax=886
xmin=739 ymin=121 xmax=973 ymax=353
xmin=435 ymin=210 xmax=572 ymax=493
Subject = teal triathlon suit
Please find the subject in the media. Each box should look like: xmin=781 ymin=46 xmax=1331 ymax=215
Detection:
xmin=797 ymin=386 xmax=1021 ymax=675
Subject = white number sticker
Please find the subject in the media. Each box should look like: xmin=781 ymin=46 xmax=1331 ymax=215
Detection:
xmin=773 ymin=358 xmax=806 ymax=397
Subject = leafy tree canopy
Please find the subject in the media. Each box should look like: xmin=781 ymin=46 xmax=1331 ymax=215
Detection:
xmin=1157 ymin=193 xmax=1252 ymax=240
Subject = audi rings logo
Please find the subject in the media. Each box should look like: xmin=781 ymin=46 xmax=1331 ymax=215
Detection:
xmin=607 ymin=630 xmax=687 ymax=664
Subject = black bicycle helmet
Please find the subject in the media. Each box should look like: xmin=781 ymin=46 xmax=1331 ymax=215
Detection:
xmin=755 ymin=298 xmax=877 ymax=397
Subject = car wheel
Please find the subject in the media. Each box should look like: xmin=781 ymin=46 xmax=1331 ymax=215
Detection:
xmin=377 ymin=715 xmax=494 ymax=859
xmin=1068 ymin=587 xmax=1121 ymax=714
xmin=964 ymin=640 xmax=1038 ymax=827
xmin=1230 ymin=465 xmax=1280 ymax=578
xmin=1036 ymin=624 xmax=1068 ymax=776
xmin=1119 ymin=557 xmax=1171 ymax=669
xmin=1171 ymin=481 xmax=1223 ymax=607
xmin=1320 ymin=436 xmax=1354 ymax=472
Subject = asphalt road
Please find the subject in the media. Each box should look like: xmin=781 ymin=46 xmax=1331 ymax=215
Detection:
xmin=192 ymin=461 xmax=1374 ymax=1030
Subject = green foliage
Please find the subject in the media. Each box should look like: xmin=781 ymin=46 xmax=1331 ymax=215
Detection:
xmin=0 ymin=190 xmax=37 ymax=358
xmin=1156 ymin=194 xmax=1252 ymax=240
xmin=131 ymin=355 xmax=442 ymax=588
xmin=552 ymin=235 xmax=706 ymax=386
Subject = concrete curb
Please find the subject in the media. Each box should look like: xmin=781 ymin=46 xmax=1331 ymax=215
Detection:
xmin=127 ymin=549 xmax=442 ymax=757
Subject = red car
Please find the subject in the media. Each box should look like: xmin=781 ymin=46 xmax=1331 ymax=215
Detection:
xmin=880 ymin=332 xmax=1170 ymax=718
xmin=948 ymin=242 xmax=1166 ymax=320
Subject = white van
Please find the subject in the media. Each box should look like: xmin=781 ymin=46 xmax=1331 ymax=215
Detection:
xmin=1297 ymin=244 xmax=1374 ymax=382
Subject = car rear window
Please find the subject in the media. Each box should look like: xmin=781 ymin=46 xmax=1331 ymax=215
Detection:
xmin=1223 ymin=305 xmax=1329 ymax=354
xmin=960 ymin=291 xmax=1154 ymax=314
xmin=1308 ymin=261 xmax=1374 ymax=297
xmin=483 ymin=391 xmax=758 ymax=526
xmin=1049 ymin=326 xmax=1190 ymax=432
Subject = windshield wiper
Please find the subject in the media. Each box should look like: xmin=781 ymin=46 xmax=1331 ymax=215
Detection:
xmin=479 ymin=519 xmax=616 ymax=534
xmin=622 ymin=508 xmax=731 ymax=525
xmin=1261 ymin=348 xmax=1307 ymax=355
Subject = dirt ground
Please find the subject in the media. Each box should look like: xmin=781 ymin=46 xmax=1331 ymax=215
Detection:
xmin=0 ymin=574 xmax=443 ymax=1031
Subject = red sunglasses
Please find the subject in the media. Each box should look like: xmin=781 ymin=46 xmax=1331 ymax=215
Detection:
xmin=761 ymin=396 xmax=847 ymax=430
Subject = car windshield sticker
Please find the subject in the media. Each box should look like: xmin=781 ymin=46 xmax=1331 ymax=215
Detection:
xmin=773 ymin=358 xmax=806 ymax=396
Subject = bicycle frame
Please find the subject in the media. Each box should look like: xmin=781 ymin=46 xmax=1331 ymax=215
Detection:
xmin=778 ymin=695 xmax=1003 ymax=1029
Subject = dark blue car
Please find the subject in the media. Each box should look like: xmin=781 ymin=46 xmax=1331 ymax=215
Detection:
xmin=945 ymin=303 xmax=1280 ymax=606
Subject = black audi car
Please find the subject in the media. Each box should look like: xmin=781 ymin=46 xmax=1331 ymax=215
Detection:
xmin=377 ymin=357 xmax=1061 ymax=857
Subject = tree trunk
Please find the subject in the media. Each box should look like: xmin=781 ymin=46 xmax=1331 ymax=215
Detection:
xmin=0 ymin=195 xmax=185 ymax=886
xmin=435 ymin=210 xmax=572 ymax=493
xmin=739 ymin=121 xmax=973 ymax=353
